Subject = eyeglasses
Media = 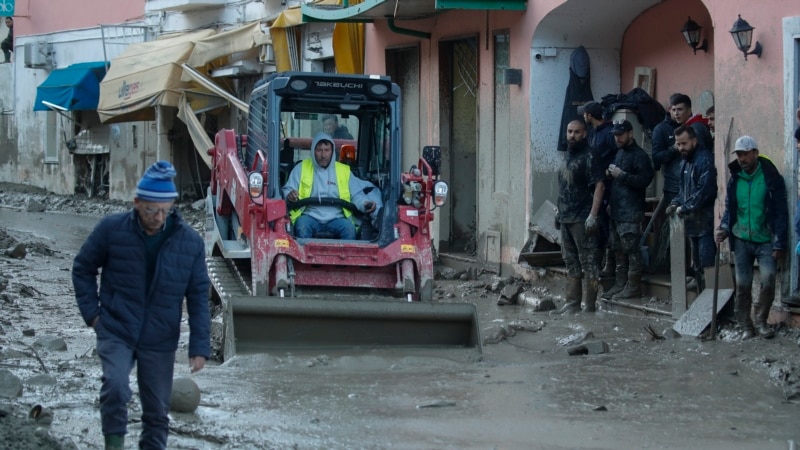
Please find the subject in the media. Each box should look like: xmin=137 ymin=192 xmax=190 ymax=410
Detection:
xmin=142 ymin=206 xmax=173 ymax=217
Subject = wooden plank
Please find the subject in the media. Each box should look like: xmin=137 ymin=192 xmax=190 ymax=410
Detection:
xmin=669 ymin=215 xmax=688 ymax=318
xmin=673 ymin=288 xmax=735 ymax=337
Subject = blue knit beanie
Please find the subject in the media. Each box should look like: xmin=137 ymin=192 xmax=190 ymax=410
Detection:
xmin=136 ymin=161 xmax=178 ymax=202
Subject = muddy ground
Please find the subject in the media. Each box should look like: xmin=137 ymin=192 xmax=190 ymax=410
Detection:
xmin=0 ymin=182 xmax=799 ymax=449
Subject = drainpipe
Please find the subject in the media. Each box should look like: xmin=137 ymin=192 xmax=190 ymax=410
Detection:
xmin=387 ymin=18 xmax=431 ymax=40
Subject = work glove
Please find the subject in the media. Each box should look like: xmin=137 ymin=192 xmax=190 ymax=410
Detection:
xmin=714 ymin=228 xmax=728 ymax=243
xmin=585 ymin=214 xmax=598 ymax=236
xmin=665 ymin=204 xmax=678 ymax=217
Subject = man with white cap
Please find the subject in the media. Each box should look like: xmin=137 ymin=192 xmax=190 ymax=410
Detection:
xmin=715 ymin=136 xmax=787 ymax=340
xmin=73 ymin=161 xmax=210 ymax=449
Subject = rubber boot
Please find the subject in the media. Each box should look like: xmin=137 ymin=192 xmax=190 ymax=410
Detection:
xmin=601 ymin=266 xmax=626 ymax=299
xmin=550 ymin=276 xmax=582 ymax=315
xmin=753 ymin=296 xmax=775 ymax=339
xmin=582 ymin=278 xmax=598 ymax=313
xmin=734 ymin=291 xmax=756 ymax=340
xmin=599 ymin=248 xmax=615 ymax=278
xmin=104 ymin=434 xmax=124 ymax=450
xmin=612 ymin=273 xmax=642 ymax=300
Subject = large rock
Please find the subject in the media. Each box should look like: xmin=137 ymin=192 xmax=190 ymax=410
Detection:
xmin=4 ymin=243 xmax=27 ymax=259
xmin=519 ymin=292 xmax=556 ymax=312
xmin=0 ymin=369 xmax=23 ymax=398
xmin=170 ymin=377 xmax=201 ymax=413
xmin=25 ymin=198 xmax=46 ymax=213
xmin=33 ymin=336 xmax=67 ymax=352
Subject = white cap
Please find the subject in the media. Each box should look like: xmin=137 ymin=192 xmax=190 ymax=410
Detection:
xmin=733 ymin=135 xmax=758 ymax=152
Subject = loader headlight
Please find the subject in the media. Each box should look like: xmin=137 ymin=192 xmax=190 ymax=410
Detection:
xmin=433 ymin=181 xmax=448 ymax=207
xmin=248 ymin=172 xmax=264 ymax=199
xmin=289 ymin=79 xmax=309 ymax=92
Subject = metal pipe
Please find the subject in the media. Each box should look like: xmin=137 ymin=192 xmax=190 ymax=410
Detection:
xmin=387 ymin=18 xmax=430 ymax=40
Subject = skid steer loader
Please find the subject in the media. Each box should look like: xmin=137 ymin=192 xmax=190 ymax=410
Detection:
xmin=205 ymin=72 xmax=480 ymax=359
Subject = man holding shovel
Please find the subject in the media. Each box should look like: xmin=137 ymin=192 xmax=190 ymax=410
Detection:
xmin=715 ymin=135 xmax=787 ymax=339
xmin=665 ymin=125 xmax=717 ymax=293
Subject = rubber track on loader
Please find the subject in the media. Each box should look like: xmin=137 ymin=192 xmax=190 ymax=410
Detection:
xmin=207 ymin=256 xmax=251 ymax=299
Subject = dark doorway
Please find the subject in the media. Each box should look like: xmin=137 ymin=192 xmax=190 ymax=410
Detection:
xmin=439 ymin=37 xmax=478 ymax=254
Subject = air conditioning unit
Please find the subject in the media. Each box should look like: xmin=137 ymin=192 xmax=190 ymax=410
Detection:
xmin=259 ymin=44 xmax=275 ymax=63
xmin=24 ymin=42 xmax=53 ymax=68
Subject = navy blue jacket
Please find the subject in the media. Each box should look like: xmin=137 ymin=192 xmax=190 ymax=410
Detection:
xmin=672 ymin=148 xmax=716 ymax=237
xmin=73 ymin=209 xmax=211 ymax=358
xmin=651 ymin=115 xmax=680 ymax=193
xmin=719 ymin=156 xmax=788 ymax=251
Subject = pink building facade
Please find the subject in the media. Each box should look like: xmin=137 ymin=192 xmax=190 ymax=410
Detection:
xmin=332 ymin=0 xmax=800 ymax=282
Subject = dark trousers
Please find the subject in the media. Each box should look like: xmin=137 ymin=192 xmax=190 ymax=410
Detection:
xmin=97 ymin=334 xmax=176 ymax=449
xmin=1 ymin=40 xmax=11 ymax=62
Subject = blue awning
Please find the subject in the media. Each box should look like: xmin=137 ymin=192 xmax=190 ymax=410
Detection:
xmin=34 ymin=62 xmax=108 ymax=111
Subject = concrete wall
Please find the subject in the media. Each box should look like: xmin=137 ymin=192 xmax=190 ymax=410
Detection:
xmin=360 ymin=0 xmax=799 ymax=274
xmin=0 ymin=28 xmax=151 ymax=197
xmin=364 ymin=10 xmax=532 ymax=266
xmin=9 ymin=1 xmax=145 ymax=36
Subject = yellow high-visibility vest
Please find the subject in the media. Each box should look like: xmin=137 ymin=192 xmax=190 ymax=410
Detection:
xmin=289 ymin=159 xmax=352 ymax=223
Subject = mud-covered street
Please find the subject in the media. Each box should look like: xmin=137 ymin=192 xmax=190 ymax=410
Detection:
xmin=1 ymin=183 xmax=799 ymax=449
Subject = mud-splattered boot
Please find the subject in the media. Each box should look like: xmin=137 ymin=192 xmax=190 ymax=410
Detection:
xmin=582 ymin=278 xmax=598 ymax=313
xmin=599 ymin=249 xmax=615 ymax=278
xmin=104 ymin=434 xmax=124 ymax=450
xmin=734 ymin=290 xmax=756 ymax=340
xmin=601 ymin=262 xmax=626 ymax=300
xmin=550 ymin=276 xmax=582 ymax=315
xmin=753 ymin=298 xmax=775 ymax=339
xmin=612 ymin=273 xmax=642 ymax=300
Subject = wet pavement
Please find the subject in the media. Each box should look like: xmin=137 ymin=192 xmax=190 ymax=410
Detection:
xmin=1 ymin=191 xmax=799 ymax=449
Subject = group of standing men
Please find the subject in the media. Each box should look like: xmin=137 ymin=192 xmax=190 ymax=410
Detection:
xmin=552 ymin=108 xmax=655 ymax=315
xmin=554 ymin=93 xmax=794 ymax=343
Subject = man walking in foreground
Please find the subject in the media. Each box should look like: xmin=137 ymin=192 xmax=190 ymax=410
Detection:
xmin=73 ymin=161 xmax=211 ymax=449
xmin=715 ymin=136 xmax=787 ymax=340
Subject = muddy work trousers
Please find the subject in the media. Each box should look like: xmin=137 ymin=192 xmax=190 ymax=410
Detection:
xmin=610 ymin=220 xmax=643 ymax=276
xmin=731 ymin=238 xmax=777 ymax=329
xmin=97 ymin=334 xmax=176 ymax=450
xmin=560 ymin=221 xmax=599 ymax=279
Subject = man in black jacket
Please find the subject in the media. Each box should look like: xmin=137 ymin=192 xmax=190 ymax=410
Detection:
xmin=551 ymin=119 xmax=605 ymax=314
xmin=580 ymin=100 xmax=617 ymax=276
xmin=715 ymin=136 xmax=787 ymax=340
xmin=665 ymin=125 xmax=717 ymax=292
xmin=602 ymin=120 xmax=654 ymax=301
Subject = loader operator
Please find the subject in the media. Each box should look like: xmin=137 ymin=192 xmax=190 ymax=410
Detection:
xmin=283 ymin=132 xmax=377 ymax=239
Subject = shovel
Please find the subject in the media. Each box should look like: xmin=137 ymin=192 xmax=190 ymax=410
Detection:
xmin=710 ymin=243 xmax=721 ymax=340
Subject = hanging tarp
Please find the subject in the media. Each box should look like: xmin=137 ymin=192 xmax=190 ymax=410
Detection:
xmin=33 ymin=62 xmax=107 ymax=111
xmin=181 ymin=63 xmax=249 ymax=114
xmin=333 ymin=1 xmax=365 ymax=74
xmin=177 ymin=91 xmax=224 ymax=169
xmin=185 ymin=21 xmax=271 ymax=68
xmin=269 ymin=7 xmax=303 ymax=72
xmin=97 ymin=29 xmax=215 ymax=123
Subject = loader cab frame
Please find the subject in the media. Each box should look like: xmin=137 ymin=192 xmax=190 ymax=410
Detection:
xmin=245 ymin=72 xmax=403 ymax=246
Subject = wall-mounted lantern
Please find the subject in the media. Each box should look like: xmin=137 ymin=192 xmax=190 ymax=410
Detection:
xmin=729 ymin=14 xmax=762 ymax=60
xmin=681 ymin=16 xmax=708 ymax=54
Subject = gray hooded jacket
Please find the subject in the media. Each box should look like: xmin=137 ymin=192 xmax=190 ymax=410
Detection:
xmin=282 ymin=132 xmax=374 ymax=224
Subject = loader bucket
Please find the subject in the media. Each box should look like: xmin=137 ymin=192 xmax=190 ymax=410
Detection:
xmin=222 ymin=296 xmax=481 ymax=358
